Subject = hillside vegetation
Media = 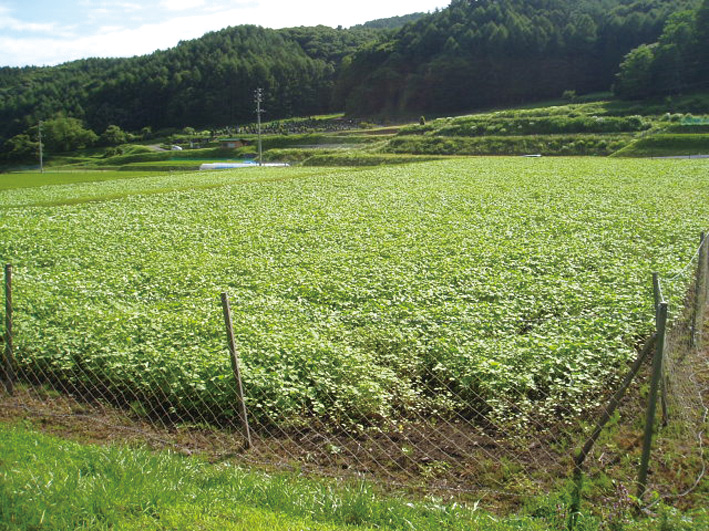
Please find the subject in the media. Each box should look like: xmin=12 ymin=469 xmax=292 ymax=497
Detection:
xmin=4 ymin=93 xmax=709 ymax=171
xmin=3 ymin=0 xmax=709 ymax=166
xmin=382 ymin=96 xmax=709 ymax=157
xmin=334 ymin=0 xmax=704 ymax=115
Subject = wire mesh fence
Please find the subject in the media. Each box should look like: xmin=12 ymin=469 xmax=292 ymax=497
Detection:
xmin=571 ymin=233 xmax=709 ymax=514
xmin=1 ymin=230 xmax=707 ymax=509
xmin=648 ymin=234 xmax=708 ymax=504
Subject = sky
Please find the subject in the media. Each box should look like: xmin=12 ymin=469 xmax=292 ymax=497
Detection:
xmin=0 ymin=0 xmax=450 ymax=67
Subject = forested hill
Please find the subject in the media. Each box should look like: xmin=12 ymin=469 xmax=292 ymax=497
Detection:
xmin=0 ymin=0 xmax=704 ymax=152
xmin=336 ymin=0 xmax=701 ymax=115
xmin=352 ymin=13 xmax=428 ymax=30
xmin=0 ymin=24 xmax=383 ymax=144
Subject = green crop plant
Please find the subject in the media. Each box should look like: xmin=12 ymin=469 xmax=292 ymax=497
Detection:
xmin=1 ymin=158 xmax=708 ymax=431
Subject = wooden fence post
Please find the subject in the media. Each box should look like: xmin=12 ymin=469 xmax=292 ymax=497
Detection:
xmin=653 ymin=272 xmax=669 ymax=426
xmin=691 ymin=233 xmax=705 ymax=347
xmin=637 ymin=301 xmax=668 ymax=503
xmin=221 ymin=292 xmax=252 ymax=449
xmin=705 ymin=230 xmax=709 ymax=301
xmin=569 ymin=333 xmax=656 ymax=528
xmin=2 ymin=264 xmax=14 ymax=394
xmin=652 ymin=272 xmax=662 ymax=310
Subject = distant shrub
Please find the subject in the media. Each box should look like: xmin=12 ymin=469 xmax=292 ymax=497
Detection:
xmin=235 ymin=145 xmax=258 ymax=158
xmin=99 ymin=125 xmax=131 ymax=146
xmin=257 ymin=134 xmax=379 ymax=150
xmin=397 ymin=123 xmax=436 ymax=135
xmin=119 ymin=164 xmax=200 ymax=171
xmin=94 ymin=150 xmax=171 ymax=166
xmin=263 ymin=148 xmax=339 ymax=163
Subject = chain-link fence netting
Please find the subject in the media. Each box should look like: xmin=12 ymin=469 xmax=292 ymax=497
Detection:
xmin=649 ymin=235 xmax=708 ymax=505
xmin=1 ymin=232 xmax=708 ymax=508
xmin=572 ymin=234 xmax=709 ymax=513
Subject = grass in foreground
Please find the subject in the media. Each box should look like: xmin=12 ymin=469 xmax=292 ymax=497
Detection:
xmin=1 ymin=423 xmax=706 ymax=531
xmin=0 ymin=423 xmax=542 ymax=531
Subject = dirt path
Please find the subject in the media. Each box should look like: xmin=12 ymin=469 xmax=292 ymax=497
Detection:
xmin=146 ymin=144 xmax=168 ymax=152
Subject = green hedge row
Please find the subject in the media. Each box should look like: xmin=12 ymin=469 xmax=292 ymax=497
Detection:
xmin=302 ymin=153 xmax=446 ymax=166
xmin=384 ymin=135 xmax=630 ymax=156
xmin=400 ymin=116 xmax=649 ymax=137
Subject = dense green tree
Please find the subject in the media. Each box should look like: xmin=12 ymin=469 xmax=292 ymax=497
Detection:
xmin=0 ymin=23 xmax=380 ymax=151
xmin=0 ymin=0 xmax=702 ymax=157
xmin=352 ymin=12 xmax=427 ymax=30
xmin=99 ymin=124 xmax=129 ymax=146
xmin=652 ymin=11 xmax=695 ymax=95
xmin=41 ymin=117 xmax=98 ymax=152
xmin=614 ymin=0 xmax=707 ymax=99
xmin=2 ymin=133 xmax=38 ymax=163
xmin=694 ymin=0 xmax=709 ymax=77
xmin=615 ymin=44 xmax=657 ymax=99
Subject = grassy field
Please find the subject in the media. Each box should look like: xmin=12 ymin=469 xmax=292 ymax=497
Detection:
xmin=0 ymin=167 xmax=294 ymax=206
xmin=1 ymin=158 xmax=709 ymax=431
xmin=1 ymin=423 xmax=706 ymax=531
xmin=612 ymin=134 xmax=709 ymax=157
xmin=0 ymin=170 xmax=172 ymax=191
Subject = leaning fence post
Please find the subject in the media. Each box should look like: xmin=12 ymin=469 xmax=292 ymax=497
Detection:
xmin=569 ymin=333 xmax=656 ymax=528
xmin=637 ymin=301 xmax=668 ymax=503
xmin=221 ymin=292 xmax=252 ymax=449
xmin=2 ymin=264 xmax=15 ymax=395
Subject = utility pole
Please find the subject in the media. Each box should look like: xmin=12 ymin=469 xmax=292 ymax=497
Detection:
xmin=38 ymin=121 xmax=44 ymax=174
xmin=254 ymin=88 xmax=264 ymax=166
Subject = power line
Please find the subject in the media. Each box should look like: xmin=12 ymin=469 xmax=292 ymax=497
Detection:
xmin=254 ymin=88 xmax=265 ymax=167
xmin=38 ymin=121 xmax=44 ymax=174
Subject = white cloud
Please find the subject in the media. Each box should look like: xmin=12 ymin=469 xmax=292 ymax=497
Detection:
xmin=160 ymin=0 xmax=207 ymax=12
xmin=85 ymin=7 xmax=111 ymax=23
xmin=0 ymin=13 xmax=223 ymax=66
xmin=98 ymin=25 xmax=129 ymax=34
xmin=118 ymin=2 xmax=144 ymax=12
xmin=0 ymin=5 xmax=57 ymax=33
xmin=0 ymin=0 xmax=450 ymax=66
xmin=0 ymin=36 xmax=65 ymax=67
